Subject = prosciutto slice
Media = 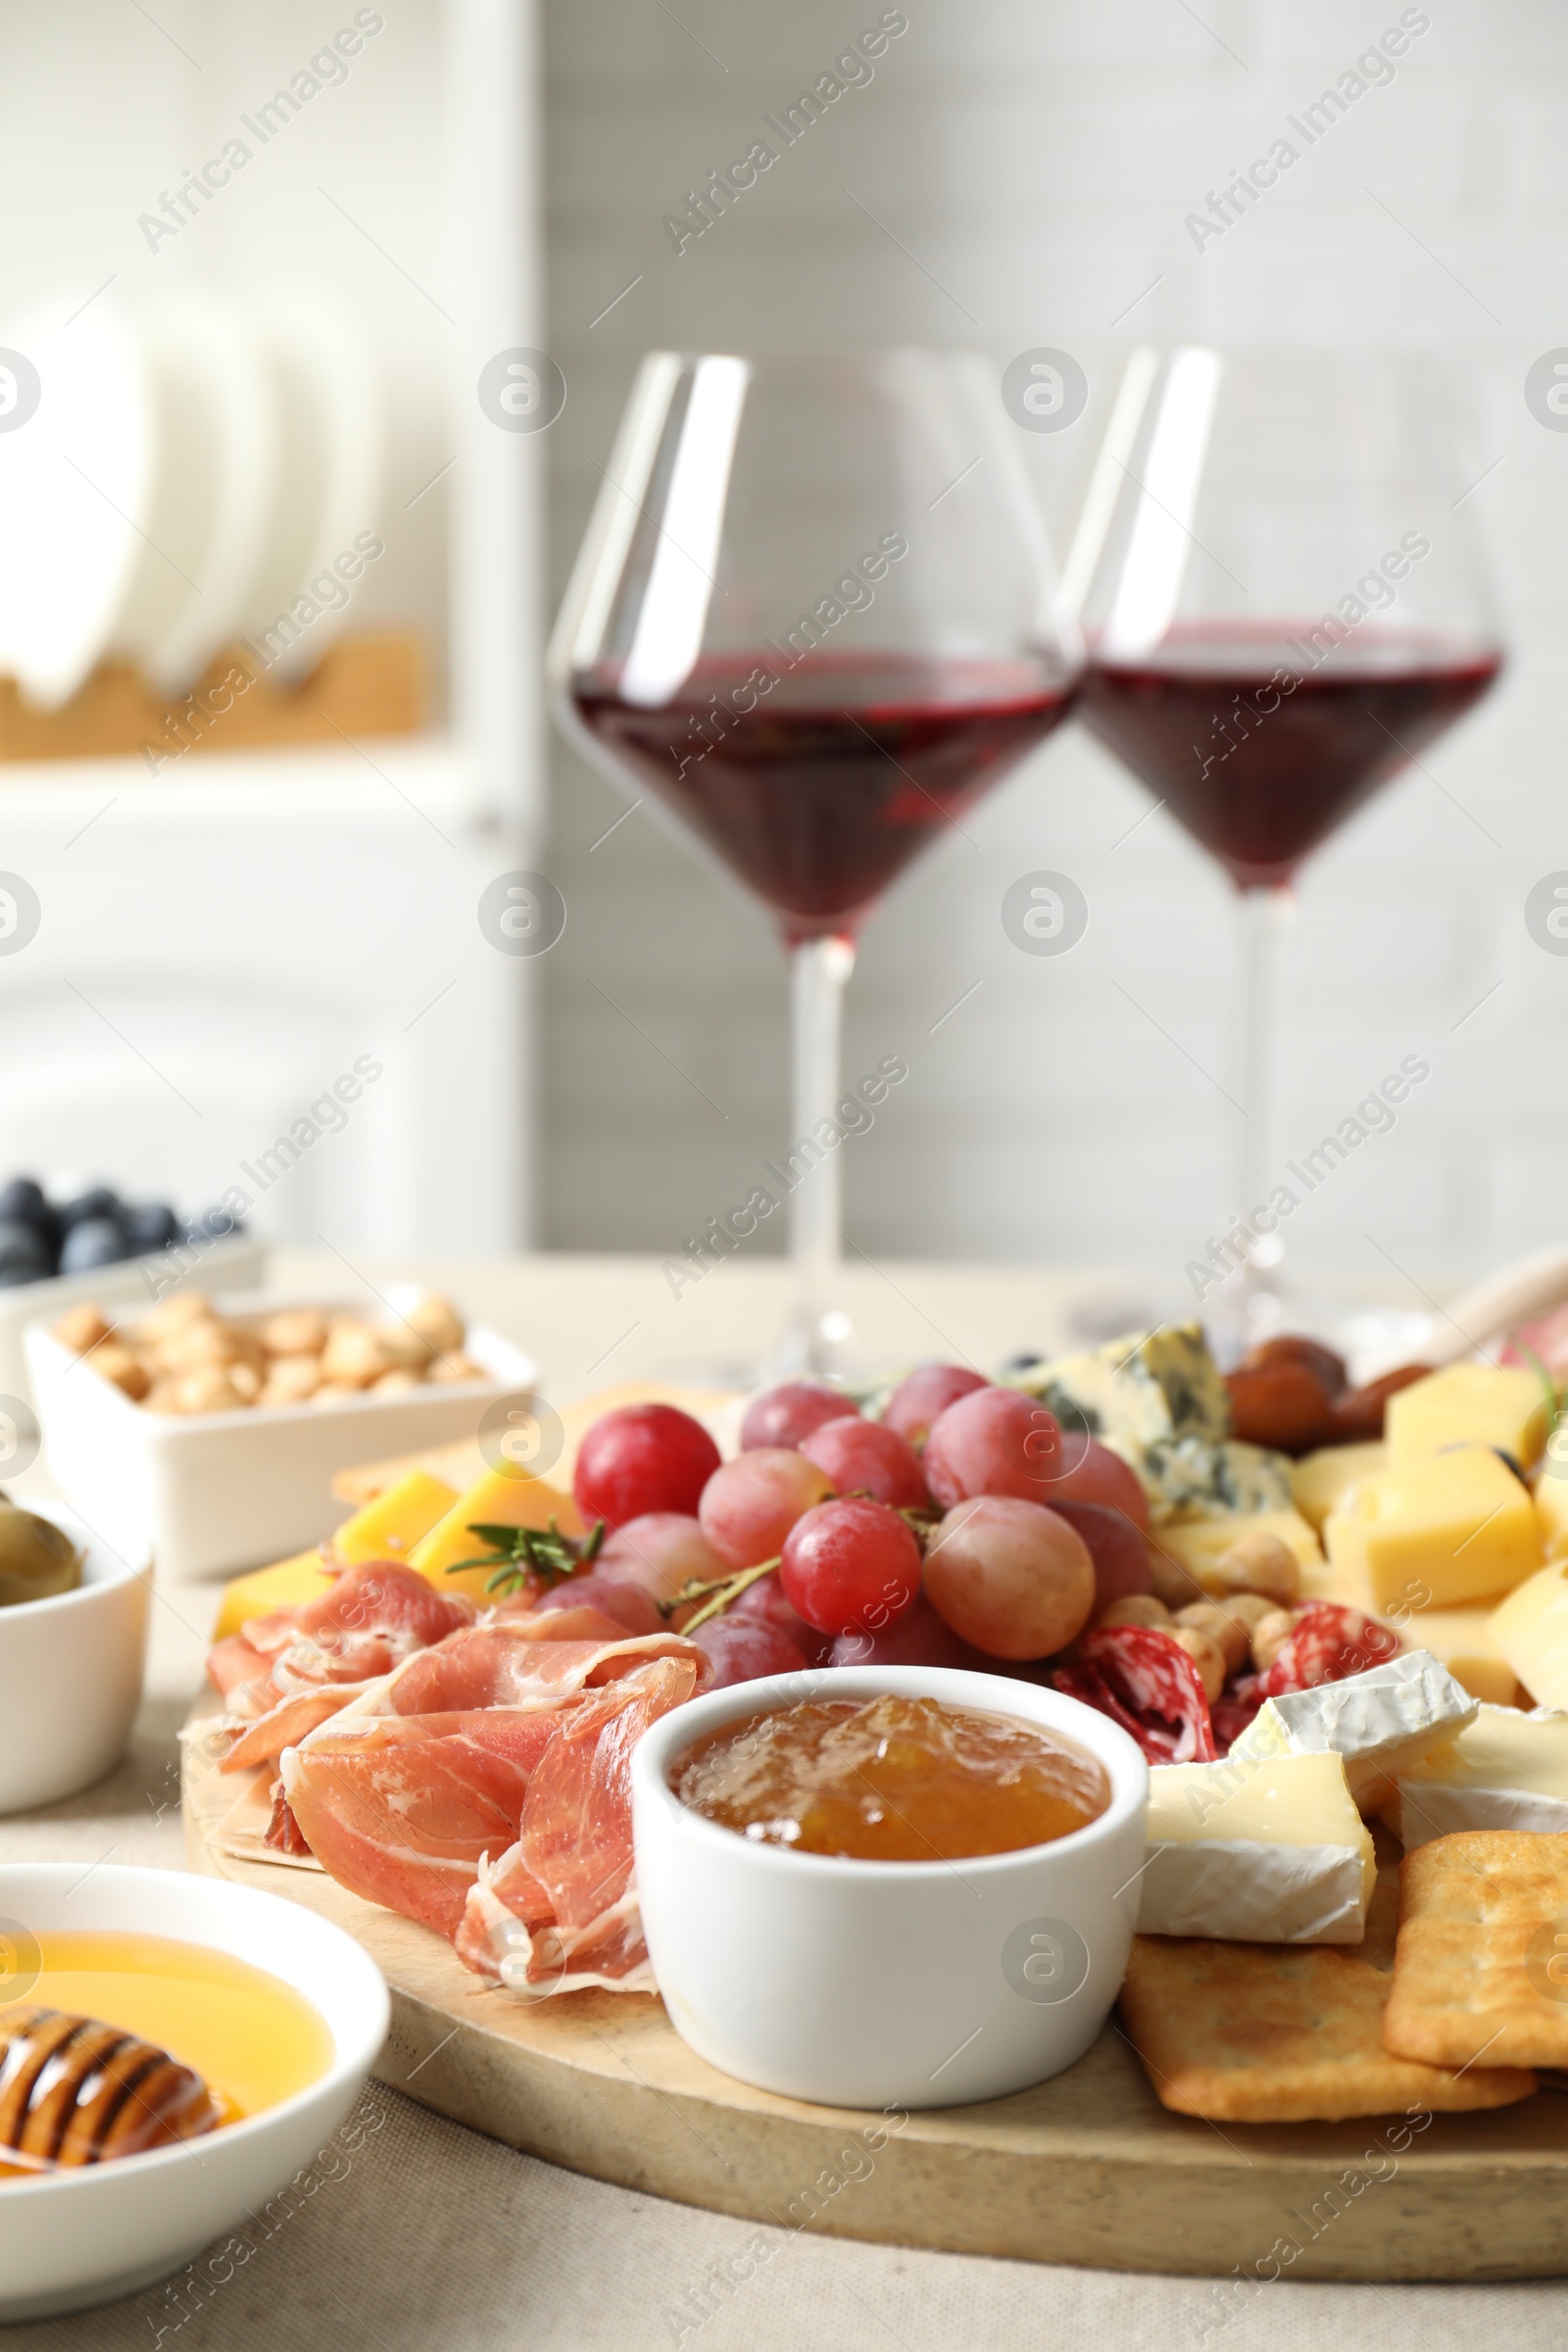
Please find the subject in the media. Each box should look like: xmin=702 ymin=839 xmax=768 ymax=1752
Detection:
xmin=280 ymin=1708 xmax=566 ymax=1938
xmin=455 ymin=1654 xmax=700 ymax=1994
xmin=279 ymin=1624 xmax=710 ymax=1987
xmin=207 ymin=1562 xmax=477 ymax=1771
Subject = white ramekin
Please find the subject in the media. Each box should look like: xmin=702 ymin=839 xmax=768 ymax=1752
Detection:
xmin=632 ymin=1663 xmax=1150 ymax=2110
xmin=0 ymin=1507 xmax=151 ymax=1814
xmin=0 ymin=1862 xmax=389 ymax=2321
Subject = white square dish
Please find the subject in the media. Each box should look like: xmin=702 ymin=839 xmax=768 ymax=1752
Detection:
xmin=24 ymin=1286 xmax=537 ymax=1579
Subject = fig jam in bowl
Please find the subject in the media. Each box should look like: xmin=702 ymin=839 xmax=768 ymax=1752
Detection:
xmin=632 ymin=1665 xmax=1149 ymax=2110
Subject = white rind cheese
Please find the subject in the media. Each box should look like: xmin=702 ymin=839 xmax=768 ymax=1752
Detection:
xmin=1397 ymin=1704 xmax=1568 ymax=1850
xmin=1139 ymin=1751 xmax=1375 ymax=1944
xmin=1139 ymin=1840 xmax=1371 ymax=1944
xmin=1228 ymin=1651 xmax=1478 ymax=1801
xmin=1014 ymin=1323 xmax=1292 ymax=1524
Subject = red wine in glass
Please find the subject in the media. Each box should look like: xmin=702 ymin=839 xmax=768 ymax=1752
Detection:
xmin=574 ymin=650 xmax=1075 ymax=942
xmin=1081 ymin=624 xmax=1501 ymax=889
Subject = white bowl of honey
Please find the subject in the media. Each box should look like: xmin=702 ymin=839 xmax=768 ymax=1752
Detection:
xmin=0 ymin=1862 xmax=388 ymax=2320
xmin=632 ymin=1665 xmax=1150 ymax=2110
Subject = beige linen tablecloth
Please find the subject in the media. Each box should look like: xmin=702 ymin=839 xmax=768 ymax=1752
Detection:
xmin=5 ymin=1252 xmax=1566 ymax=2351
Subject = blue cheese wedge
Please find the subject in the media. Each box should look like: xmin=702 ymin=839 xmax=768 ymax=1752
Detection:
xmin=1397 ymin=1706 xmax=1568 ymax=1850
xmin=1139 ymin=1751 xmax=1375 ymax=1943
xmin=1014 ymin=1323 xmax=1291 ymax=1524
xmin=1228 ymin=1650 xmax=1478 ymax=1802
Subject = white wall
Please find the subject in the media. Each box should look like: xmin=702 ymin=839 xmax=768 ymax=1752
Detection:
xmin=541 ymin=0 xmax=1566 ymax=1307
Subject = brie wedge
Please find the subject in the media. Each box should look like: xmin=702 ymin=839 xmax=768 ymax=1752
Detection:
xmin=1139 ymin=1751 xmax=1374 ymax=1943
xmin=1397 ymin=1704 xmax=1568 ymax=1850
xmin=1227 ymin=1650 xmax=1478 ymax=1802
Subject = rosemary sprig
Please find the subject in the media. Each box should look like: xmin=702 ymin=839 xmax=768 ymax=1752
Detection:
xmin=445 ymin=1515 xmax=606 ymax=1597
xmin=658 ymin=1556 xmax=781 ymax=1635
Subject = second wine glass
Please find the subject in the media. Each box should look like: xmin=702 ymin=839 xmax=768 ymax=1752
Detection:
xmin=551 ymin=349 xmax=1080 ymax=1370
xmin=1076 ymin=347 xmax=1502 ymax=1346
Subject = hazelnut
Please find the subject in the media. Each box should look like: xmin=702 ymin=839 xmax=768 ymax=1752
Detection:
xmin=1250 ymin=1606 xmax=1298 ymax=1673
xmin=1167 ymin=1624 xmax=1227 ymax=1703
xmin=54 ymin=1303 xmax=112 ymax=1355
xmin=370 ymin=1367 xmax=423 ymax=1395
xmin=1097 ymin=1593 xmax=1173 ymax=1632
xmin=1175 ymin=1598 xmax=1249 ymax=1677
xmin=319 ymin=1320 xmax=399 ymax=1387
xmin=172 ymin=1367 xmax=249 ymax=1415
xmin=140 ymin=1292 xmax=214 ymax=1343
xmin=90 ymin=1341 xmax=150 ymax=1402
xmin=427 ymin=1352 xmax=481 ymax=1385
xmin=262 ymin=1307 xmax=329 ymax=1358
xmin=404 ymin=1292 xmax=465 ymax=1356
xmin=311 ymin=1383 xmax=362 ymax=1408
xmin=1147 ymin=1547 xmax=1206 ymax=1609
xmin=160 ymin=1319 xmax=260 ymax=1374
xmin=261 ymin=1354 xmax=321 ymax=1406
xmin=377 ymin=1322 xmax=437 ymax=1370
xmin=1209 ymin=1531 xmax=1301 ymax=1606
xmin=227 ymin=1360 xmax=262 ymax=1403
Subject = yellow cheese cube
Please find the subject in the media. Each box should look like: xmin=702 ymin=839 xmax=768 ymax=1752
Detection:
xmin=1535 ymin=1470 xmax=1568 ymax=1561
xmin=213 ymin=1549 xmax=332 ymax=1642
xmin=1324 ymin=1443 xmax=1542 ymax=1613
xmin=1150 ymin=1507 xmax=1322 ymax=1596
xmin=329 ymin=1470 xmax=460 ymax=1568
xmin=408 ymin=1467 xmax=585 ymax=1602
xmin=1290 ymin=1443 xmax=1386 ymax=1534
xmin=1492 ymin=1561 xmax=1568 ymax=1710
xmin=1385 ymin=1362 xmax=1547 ymax=1469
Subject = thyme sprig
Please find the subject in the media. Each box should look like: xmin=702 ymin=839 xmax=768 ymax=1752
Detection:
xmin=446 ymin=1515 xmax=606 ymax=1597
xmin=657 ymin=1556 xmax=781 ymax=1635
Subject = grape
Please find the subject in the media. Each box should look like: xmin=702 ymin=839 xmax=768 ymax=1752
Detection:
xmin=527 ymin=1574 xmax=664 ymax=1635
xmin=1036 ymin=1433 xmax=1151 ymax=1532
xmin=597 ymin=1513 xmax=728 ymax=1609
xmin=829 ymin=1590 xmax=992 ymax=1672
xmin=881 ymin=1363 xmax=987 ymax=1447
xmin=800 ymin=1415 xmax=929 ymax=1510
xmin=729 ymin=1570 xmax=836 ymax=1667
xmin=691 ymin=1613 xmax=808 ymax=1689
xmin=699 ymin=1448 xmax=835 ymax=1569
xmin=740 ymin=1381 xmax=857 ymax=1451
xmin=923 ymin=1496 xmax=1095 ymax=1659
xmin=1043 ymin=1498 xmax=1152 ymax=1616
xmin=922 ymin=1387 xmax=1064 ymax=1509
xmin=573 ymin=1404 xmax=721 ymax=1531
xmin=779 ymin=1497 xmax=921 ymax=1639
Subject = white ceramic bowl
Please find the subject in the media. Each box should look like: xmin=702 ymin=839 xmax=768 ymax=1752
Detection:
xmin=0 ymin=1862 xmax=389 ymax=2321
xmin=633 ymin=1665 xmax=1150 ymax=2111
xmin=25 ymin=1286 xmax=537 ymax=1579
xmin=0 ymin=1507 xmax=150 ymax=1815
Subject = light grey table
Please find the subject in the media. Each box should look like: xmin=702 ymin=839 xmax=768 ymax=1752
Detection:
xmin=3 ymin=1252 xmax=1564 ymax=2350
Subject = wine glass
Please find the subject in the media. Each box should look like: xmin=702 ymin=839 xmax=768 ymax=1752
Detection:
xmin=550 ymin=350 xmax=1080 ymax=1371
xmin=1074 ymin=347 xmax=1502 ymax=1349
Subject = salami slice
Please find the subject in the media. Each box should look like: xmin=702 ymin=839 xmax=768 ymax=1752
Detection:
xmin=1253 ymin=1600 xmax=1399 ymax=1698
xmin=1054 ymin=1625 xmax=1217 ymax=1763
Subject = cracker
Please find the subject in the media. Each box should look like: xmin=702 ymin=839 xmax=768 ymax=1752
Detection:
xmin=1384 ymin=1830 xmax=1568 ymax=2070
xmin=1120 ymin=1872 xmax=1535 ymax=2122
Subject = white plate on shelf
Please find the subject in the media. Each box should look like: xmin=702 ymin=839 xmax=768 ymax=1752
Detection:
xmin=109 ymin=300 xmax=281 ymax=697
xmin=24 ymin=1286 xmax=536 ymax=1580
xmin=0 ymin=297 xmax=154 ymax=709
xmin=238 ymin=296 xmax=385 ymax=681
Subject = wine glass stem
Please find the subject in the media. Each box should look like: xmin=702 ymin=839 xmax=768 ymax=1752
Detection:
xmin=1233 ymin=883 xmax=1293 ymax=1324
xmin=788 ymin=932 xmax=856 ymax=1370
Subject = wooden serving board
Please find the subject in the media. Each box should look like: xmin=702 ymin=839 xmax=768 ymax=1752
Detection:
xmin=183 ymin=1705 xmax=1568 ymax=2280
